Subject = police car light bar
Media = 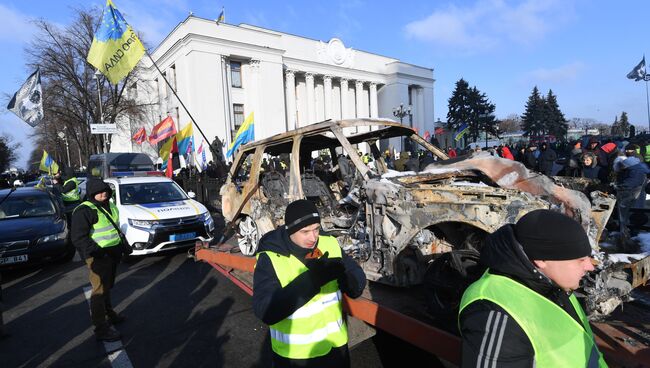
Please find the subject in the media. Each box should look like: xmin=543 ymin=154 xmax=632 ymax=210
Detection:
xmin=111 ymin=171 xmax=165 ymax=178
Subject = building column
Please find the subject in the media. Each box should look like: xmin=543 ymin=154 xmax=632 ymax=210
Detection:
xmin=340 ymin=78 xmax=349 ymax=119
xmin=285 ymin=69 xmax=296 ymax=130
xmin=369 ymin=82 xmax=378 ymax=118
xmin=305 ymin=72 xmax=315 ymax=124
xmin=323 ymin=75 xmax=333 ymax=120
xmin=417 ymin=86 xmax=425 ymax=134
xmin=355 ymin=80 xmax=366 ymax=118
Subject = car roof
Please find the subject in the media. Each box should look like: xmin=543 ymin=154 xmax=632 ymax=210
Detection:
xmin=237 ymin=118 xmax=412 ymax=153
xmin=0 ymin=187 xmax=51 ymax=197
xmin=105 ymin=176 xmax=175 ymax=185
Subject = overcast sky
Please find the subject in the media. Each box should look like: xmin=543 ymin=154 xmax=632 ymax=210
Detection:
xmin=1 ymin=0 xmax=648 ymax=168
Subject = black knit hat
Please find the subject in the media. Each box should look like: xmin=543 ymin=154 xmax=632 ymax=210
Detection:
xmin=515 ymin=210 xmax=591 ymax=261
xmin=86 ymin=178 xmax=111 ymax=197
xmin=285 ymin=200 xmax=320 ymax=235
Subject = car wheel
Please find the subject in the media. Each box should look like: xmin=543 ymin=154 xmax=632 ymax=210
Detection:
xmin=58 ymin=244 xmax=76 ymax=263
xmin=237 ymin=216 xmax=259 ymax=256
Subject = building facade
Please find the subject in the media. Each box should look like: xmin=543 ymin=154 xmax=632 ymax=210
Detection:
xmin=112 ymin=16 xmax=435 ymax=161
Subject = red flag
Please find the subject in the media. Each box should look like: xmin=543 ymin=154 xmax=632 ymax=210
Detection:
xmin=165 ymin=137 xmax=179 ymax=178
xmin=434 ymin=127 xmax=444 ymax=135
xmin=423 ymin=131 xmax=431 ymax=141
xmin=149 ymin=116 xmax=177 ymax=144
xmin=132 ymin=127 xmax=147 ymax=144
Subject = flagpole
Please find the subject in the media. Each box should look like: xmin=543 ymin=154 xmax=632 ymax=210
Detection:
xmin=145 ymin=51 xmax=219 ymax=161
xmin=645 ymin=56 xmax=650 ymax=132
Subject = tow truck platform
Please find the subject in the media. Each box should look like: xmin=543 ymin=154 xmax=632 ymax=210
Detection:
xmin=193 ymin=242 xmax=650 ymax=367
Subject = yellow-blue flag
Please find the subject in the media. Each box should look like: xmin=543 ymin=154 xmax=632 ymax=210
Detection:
xmin=39 ymin=150 xmax=59 ymax=174
xmin=227 ymin=112 xmax=254 ymax=158
xmin=87 ymin=0 xmax=146 ymax=85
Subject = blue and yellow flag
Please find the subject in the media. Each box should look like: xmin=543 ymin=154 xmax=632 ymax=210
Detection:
xmin=176 ymin=122 xmax=194 ymax=156
xmin=227 ymin=112 xmax=255 ymax=158
xmin=454 ymin=123 xmax=469 ymax=142
xmin=217 ymin=7 xmax=225 ymax=24
xmin=39 ymin=150 xmax=59 ymax=174
xmin=87 ymin=0 xmax=146 ymax=85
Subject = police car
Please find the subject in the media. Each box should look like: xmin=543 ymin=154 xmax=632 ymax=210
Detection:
xmin=104 ymin=172 xmax=214 ymax=255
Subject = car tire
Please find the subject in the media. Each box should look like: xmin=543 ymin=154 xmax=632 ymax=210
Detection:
xmin=237 ymin=216 xmax=259 ymax=256
xmin=58 ymin=244 xmax=76 ymax=263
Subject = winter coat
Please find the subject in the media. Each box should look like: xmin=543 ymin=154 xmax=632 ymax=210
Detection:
xmin=537 ymin=147 xmax=557 ymax=175
xmin=615 ymin=156 xmax=650 ymax=191
xmin=459 ymin=225 xmax=582 ymax=367
xmin=252 ymin=226 xmax=366 ymax=368
xmin=500 ymin=146 xmax=514 ymax=160
xmin=523 ymin=150 xmax=538 ymax=170
xmin=70 ymin=180 xmax=124 ymax=261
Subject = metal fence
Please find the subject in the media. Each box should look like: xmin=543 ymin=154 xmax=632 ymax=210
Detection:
xmin=179 ymin=176 xmax=224 ymax=210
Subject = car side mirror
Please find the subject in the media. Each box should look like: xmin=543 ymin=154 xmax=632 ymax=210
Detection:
xmin=187 ymin=191 xmax=196 ymax=199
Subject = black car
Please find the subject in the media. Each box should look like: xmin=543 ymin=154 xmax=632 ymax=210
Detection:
xmin=0 ymin=187 xmax=74 ymax=267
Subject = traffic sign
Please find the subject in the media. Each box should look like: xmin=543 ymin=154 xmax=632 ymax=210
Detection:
xmin=90 ymin=124 xmax=118 ymax=134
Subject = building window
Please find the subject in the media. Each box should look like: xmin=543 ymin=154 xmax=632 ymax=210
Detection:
xmin=232 ymin=104 xmax=245 ymax=139
xmin=231 ymin=61 xmax=242 ymax=88
xmin=169 ymin=64 xmax=177 ymax=92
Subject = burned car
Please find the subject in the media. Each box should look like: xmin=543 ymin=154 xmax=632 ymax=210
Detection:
xmin=220 ymin=118 xmax=649 ymax=317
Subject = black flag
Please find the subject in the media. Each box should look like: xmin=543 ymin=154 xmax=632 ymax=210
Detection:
xmin=7 ymin=69 xmax=44 ymax=127
xmin=627 ymin=57 xmax=646 ymax=81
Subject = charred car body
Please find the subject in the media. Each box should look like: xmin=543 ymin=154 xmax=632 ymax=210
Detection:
xmin=220 ymin=119 xmax=649 ymax=317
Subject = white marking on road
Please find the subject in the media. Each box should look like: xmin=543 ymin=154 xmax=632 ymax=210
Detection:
xmin=83 ymin=286 xmax=134 ymax=368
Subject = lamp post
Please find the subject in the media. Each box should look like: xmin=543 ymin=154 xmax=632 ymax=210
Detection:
xmin=93 ymin=70 xmax=108 ymax=154
xmin=479 ymin=110 xmax=495 ymax=148
xmin=57 ymin=132 xmax=71 ymax=167
xmin=393 ymin=103 xmax=412 ymax=151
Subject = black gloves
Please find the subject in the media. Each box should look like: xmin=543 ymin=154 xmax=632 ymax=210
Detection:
xmin=306 ymin=251 xmax=345 ymax=288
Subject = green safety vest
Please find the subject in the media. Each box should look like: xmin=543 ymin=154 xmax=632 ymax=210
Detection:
xmin=459 ymin=271 xmax=607 ymax=368
xmin=644 ymin=145 xmax=650 ymax=163
xmin=75 ymin=201 xmax=121 ymax=249
xmin=257 ymin=235 xmax=348 ymax=359
xmin=61 ymin=177 xmax=81 ymax=202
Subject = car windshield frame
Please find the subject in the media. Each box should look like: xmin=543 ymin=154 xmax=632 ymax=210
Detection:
xmin=0 ymin=194 xmax=57 ymax=220
xmin=119 ymin=181 xmax=188 ymax=205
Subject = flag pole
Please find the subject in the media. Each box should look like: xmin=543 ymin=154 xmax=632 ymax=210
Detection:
xmin=645 ymin=54 xmax=650 ymax=132
xmin=145 ymin=51 xmax=219 ymax=161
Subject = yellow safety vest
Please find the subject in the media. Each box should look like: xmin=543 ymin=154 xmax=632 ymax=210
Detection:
xmin=75 ymin=201 xmax=122 ymax=248
xmin=61 ymin=177 xmax=81 ymax=202
xmin=459 ymin=271 xmax=607 ymax=368
xmin=257 ymin=235 xmax=348 ymax=359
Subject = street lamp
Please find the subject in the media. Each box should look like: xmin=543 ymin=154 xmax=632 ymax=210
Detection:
xmin=57 ymin=131 xmax=71 ymax=168
xmin=393 ymin=103 xmax=412 ymax=151
xmin=392 ymin=103 xmax=412 ymax=125
xmin=479 ymin=110 xmax=495 ymax=148
xmin=93 ymin=70 xmax=108 ymax=153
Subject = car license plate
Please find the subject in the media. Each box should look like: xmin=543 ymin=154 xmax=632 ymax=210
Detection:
xmin=169 ymin=232 xmax=196 ymax=242
xmin=0 ymin=255 xmax=28 ymax=265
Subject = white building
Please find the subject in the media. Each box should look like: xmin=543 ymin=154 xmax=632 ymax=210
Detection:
xmin=111 ymin=15 xmax=435 ymax=161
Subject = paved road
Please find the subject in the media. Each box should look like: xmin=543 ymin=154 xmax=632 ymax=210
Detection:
xmin=1 ymin=248 xmax=443 ymax=368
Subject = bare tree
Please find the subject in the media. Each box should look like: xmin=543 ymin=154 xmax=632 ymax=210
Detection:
xmin=498 ymin=114 xmax=521 ymax=133
xmin=24 ymin=7 xmax=154 ymax=168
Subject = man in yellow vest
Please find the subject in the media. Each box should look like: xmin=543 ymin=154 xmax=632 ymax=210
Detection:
xmin=252 ymin=199 xmax=366 ymax=367
xmin=459 ymin=209 xmax=607 ymax=367
xmin=71 ymin=178 xmax=132 ymax=342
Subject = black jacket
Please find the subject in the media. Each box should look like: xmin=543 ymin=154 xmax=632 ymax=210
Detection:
xmin=71 ymin=181 xmax=124 ymax=260
xmin=537 ymin=147 xmax=557 ymax=175
xmin=460 ymin=225 xmax=582 ymax=368
xmin=252 ymin=226 xmax=366 ymax=368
